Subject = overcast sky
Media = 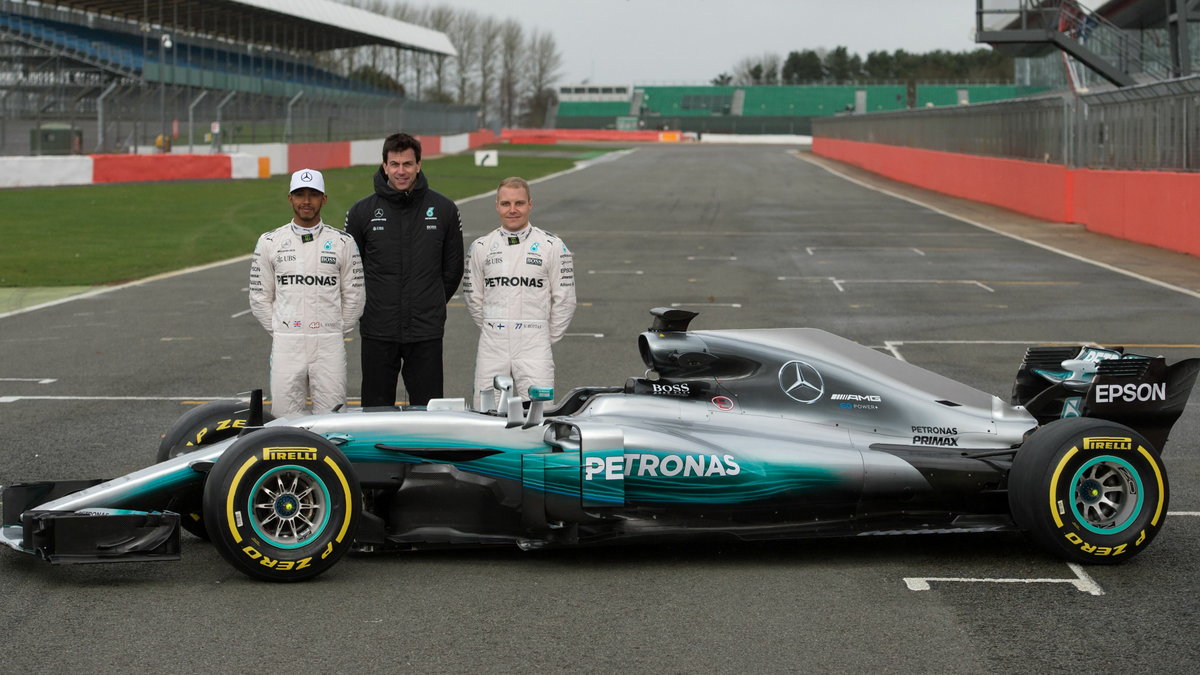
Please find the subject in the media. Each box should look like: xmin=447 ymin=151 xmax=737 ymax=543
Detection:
xmin=409 ymin=0 xmax=992 ymax=85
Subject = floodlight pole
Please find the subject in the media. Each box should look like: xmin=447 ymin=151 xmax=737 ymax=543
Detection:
xmin=94 ymin=81 xmax=118 ymax=152
xmin=285 ymin=91 xmax=304 ymax=143
xmin=158 ymin=33 xmax=172 ymax=153
xmin=188 ymin=90 xmax=208 ymax=153
xmin=214 ymin=91 xmax=236 ymax=153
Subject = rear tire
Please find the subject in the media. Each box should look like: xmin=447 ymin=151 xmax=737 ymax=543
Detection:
xmin=157 ymin=400 xmax=274 ymax=539
xmin=1009 ymin=417 xmax=1168 ymax=564
xmin=202 ymin=427 xmax=360 ymax=582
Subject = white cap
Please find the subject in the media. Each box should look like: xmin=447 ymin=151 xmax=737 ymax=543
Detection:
xmin=289 ymin=168 xmax=325 ymax=194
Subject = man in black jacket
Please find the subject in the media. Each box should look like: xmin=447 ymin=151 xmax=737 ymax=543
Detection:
xmin=345 ymin=132 xmax=464 ymax=407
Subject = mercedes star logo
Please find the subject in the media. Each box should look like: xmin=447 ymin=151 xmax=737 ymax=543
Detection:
xmin=778 ymin=360 xmax=824 ymax=404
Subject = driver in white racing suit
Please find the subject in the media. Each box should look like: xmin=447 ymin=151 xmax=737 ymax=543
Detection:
xmin=463 ymin=177 xmax=576 ymax=406
xmin=250 ymin=168 xmax=365 ymax=418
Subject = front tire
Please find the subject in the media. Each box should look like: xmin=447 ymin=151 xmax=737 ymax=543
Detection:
xmin=1009 ymin=417 xmax=1168 ymax=564
xmin=157 ymin=399 xmax=274 ymax=539
xmin=202 ymin=427 xmax=360 ymax=582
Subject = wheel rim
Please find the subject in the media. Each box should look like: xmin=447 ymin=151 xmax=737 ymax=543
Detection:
xmin=248 ymin=465 xmax=331 ymax=548
xmin=1070 ymin=455 xmax=1143 ymax=535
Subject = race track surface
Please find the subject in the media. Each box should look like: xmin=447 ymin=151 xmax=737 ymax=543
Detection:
xmin=2 ymin=144 xmax=1199 ymax=672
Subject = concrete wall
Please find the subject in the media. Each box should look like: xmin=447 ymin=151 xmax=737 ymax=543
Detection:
xmin=0 ymin=156 xmax=94 ymax=187
xmin=813 ymin=137 xmax=1200 ymax=258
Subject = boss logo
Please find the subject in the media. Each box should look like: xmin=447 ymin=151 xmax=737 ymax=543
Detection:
xmin=650 ymin=383 xmax=691 ymax=396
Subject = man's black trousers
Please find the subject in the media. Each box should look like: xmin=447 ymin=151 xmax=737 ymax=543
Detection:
xmin=360 ymin=336 xmax=444 ymax=407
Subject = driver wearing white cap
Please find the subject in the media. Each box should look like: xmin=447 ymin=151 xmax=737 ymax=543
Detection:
xmin=249 ymin=168 xmax=365 ymax=418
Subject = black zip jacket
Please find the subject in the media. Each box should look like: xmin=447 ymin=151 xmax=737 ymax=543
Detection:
xmin=344 ymin=168 xmax=464 ymax=342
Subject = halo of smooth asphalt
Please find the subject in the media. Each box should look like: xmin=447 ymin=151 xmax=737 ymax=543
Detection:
xmin=2 ymin=144 xmax=1199 ymax=672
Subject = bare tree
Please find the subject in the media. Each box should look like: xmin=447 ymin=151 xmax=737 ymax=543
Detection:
xmin=448 ymin=10 xmax=479 ymax=105
xmin=386 ymin=2 xmax=418 ymax=94
xmin=732 ymin=53 xmax=782 ymax=85
xmin=731 ymin=56 xmax=762 ymax=85
xmin=498 ymin=19 xmax=525 ymax=127
xmin=475 ymin=17 xmax=500 ymax=127
xmin=523 ymin=29 xmax=562 ymax=128
xmin=760 ymin=52 xmax=782 ymax=85
xmin=425 ymin=5 xmax=456 ymax=99
xmin=333 ymin=0 xmax=570 ymax=129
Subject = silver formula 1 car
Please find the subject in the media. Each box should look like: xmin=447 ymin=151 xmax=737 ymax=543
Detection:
xmin=3 ymin=308 xmax=1197 ymax=581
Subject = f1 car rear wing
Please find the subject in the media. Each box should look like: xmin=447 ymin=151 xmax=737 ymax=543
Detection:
xmin=1012 ymin=345 xmax=1200 ymax=452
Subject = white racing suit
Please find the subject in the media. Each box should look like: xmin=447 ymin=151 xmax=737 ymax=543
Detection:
xmin=462 ymin=223 xmax=576 ymax=404
xmin=249 ymin=222 xmax=365 ymax=418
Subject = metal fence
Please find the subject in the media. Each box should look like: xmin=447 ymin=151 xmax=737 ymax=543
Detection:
xmin=2 ymin=80 xmax=481 ymax=155
xmin=812 ymin=74 xmax=1200 ymax=171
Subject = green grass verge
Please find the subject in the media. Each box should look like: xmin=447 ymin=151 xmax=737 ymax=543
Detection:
xmin=0 ymin=149 xmax=607 ymax=287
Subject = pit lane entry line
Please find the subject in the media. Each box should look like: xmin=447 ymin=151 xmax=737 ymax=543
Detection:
xmin=904 ymin=562 xmax=1104 ymax=595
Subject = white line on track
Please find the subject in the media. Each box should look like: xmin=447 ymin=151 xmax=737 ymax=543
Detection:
xmin=796 ymin=152 xmax=1200 ymax=300
xmin=0 ymin=395 xmax=229 ymax=403
xmin=0 ymin=377 xmax=57 ymax=384
xmin=671 ymin=302 xmax=742 ymax=308
xmin=686 ymin=256 xmax=738 ymax=261
xmin=588 ymin=270 xmax=644 ymax=275
xmin=454 ymin=148 xmax=638 ymax=206
xmin=904 ymin=562 xmax=1104 ymax=595
xmin=841 ymin=279 xmax=995 ymax=292
xmin=805 ymin=246 xmax=925 ymax=256
xmin=565 ymin=333 xmax=605 ymax=338
xmin=573 ymin=230 xmax=998 ymax=237
xmin=0 ymin=256 xmax=256 ymax=320
xmin=779 ymin=277 xmax=996 ymax=293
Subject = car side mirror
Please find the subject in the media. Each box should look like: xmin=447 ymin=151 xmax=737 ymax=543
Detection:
xmin=523 ymin=386 xmax=554 ymax=428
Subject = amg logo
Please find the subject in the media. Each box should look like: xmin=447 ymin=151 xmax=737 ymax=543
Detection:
xmin=1083 ymin=436 xmax=1132 ymax=451
xmin=831 ymin=394 xmax=882 ymax=402
xmin=484 ymin=276 xmax=545 ymax=288
xmin=263 ymin=446 xmax=318 ymax=461
xmin=650 ymin=383 xmax=691 ymax=396
xmin=277 ymin=274 xmax=338 ymax=286
xmin=1094 ymin=382 xmax=1166 ymax=403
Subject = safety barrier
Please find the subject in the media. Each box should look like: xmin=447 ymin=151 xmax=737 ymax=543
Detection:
xmin=0 ymin=130 xmax=500 ymax=188
xmin=286 ymin=142 xmax=352 ymax=174
xmin=91 ymin=154 xmax=232 ymax=183
xmin=813 ymin=137 xmax=1200 ymax=257
xmin=501 ymin=128 xmax=671 ymax=143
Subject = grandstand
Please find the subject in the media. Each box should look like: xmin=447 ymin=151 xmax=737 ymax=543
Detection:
xmin=554 ymin=83 xmax=1045 ymax=135
xmin=0 ymin=0 xmax=477 ymax=155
